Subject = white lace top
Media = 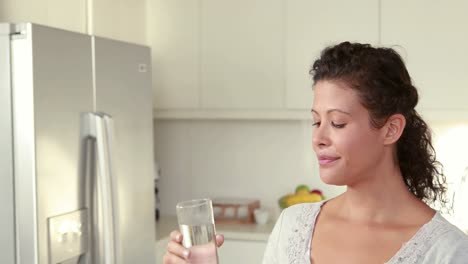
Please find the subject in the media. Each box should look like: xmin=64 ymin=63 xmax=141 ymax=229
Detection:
xmin=262 ymin=202 xmax=468 ymax=264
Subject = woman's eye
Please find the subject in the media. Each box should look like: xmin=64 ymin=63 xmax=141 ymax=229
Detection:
xmin=312 ymin=121 xmax=321 ymax=127
xmin=332 ymin=122 xmax=346 ymax=128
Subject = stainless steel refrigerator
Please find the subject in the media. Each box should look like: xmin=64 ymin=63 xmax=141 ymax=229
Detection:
xmin=0 ymin=23 xmax=156 ymax=264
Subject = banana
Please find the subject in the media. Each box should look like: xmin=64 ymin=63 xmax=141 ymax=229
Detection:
xmin=278 ymin=193 xmax=323 ymax=209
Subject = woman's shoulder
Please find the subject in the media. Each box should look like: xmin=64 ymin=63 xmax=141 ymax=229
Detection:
xmin=423 ymin=214 xmax=468 ymax=262
xmin=432 ymin=214 xmax=468 ymax=242
xmin=263 ymin=202 xmax=324 ymax=263
xmin=278 ymin=201 xmax=324 ymax=226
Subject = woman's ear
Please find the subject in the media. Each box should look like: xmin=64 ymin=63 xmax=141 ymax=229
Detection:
xmin=383 ymin=114 xmax=406 ymax=145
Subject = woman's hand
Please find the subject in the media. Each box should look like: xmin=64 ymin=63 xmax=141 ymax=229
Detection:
xmin=163 ymin=230 xmax=225 ymax=264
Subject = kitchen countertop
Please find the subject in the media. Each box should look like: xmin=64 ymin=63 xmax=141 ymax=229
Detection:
xmin=156 ymin=215 xmax=276 ymax=242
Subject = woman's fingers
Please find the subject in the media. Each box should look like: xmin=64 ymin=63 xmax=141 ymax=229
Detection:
xmin=162 ymin=231 xmax=188 ymax=264
xmin=215 ymin=234 xmax=224 ymax=247
xmin=163 ymin=231 xmax=224 ymax=264
xmin=167 ymin=240 xmax=190 ymax=259
xmin=164 ymin=230 xmax=223 ymax=263
xmin=168 ymin=230 xmax=189 ymax=258
xmin=170 ymin=230 xmax=183 ymax=243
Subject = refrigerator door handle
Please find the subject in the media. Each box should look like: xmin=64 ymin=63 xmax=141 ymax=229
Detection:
xmin=84 ymin=112 xmax=116 ymax=264
xmin=95 ymin=113 xmax=116 ymax=264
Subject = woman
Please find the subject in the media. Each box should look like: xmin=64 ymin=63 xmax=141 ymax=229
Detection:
xmin=163 ymin=42 xmax=468 ymax=263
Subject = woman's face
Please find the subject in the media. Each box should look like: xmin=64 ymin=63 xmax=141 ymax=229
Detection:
xmin=312 ymin=80 xmax=386 ymax=186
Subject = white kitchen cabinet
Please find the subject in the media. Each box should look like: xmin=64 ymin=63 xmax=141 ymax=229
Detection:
xmin=381 ymin=0 xmax=468 ymax=111
xmin=148 ymin=0 xmax=201 ymax=109
xmin=0 ymin=0 xmax=86 ymax=33
xmin=0 ymin=0 xmax=46 ymax=26
xmin=47 ymin=0 xmax=86 ymax=33
xmin=285 ymin=0 xmax=379 ymax=110
xmin=92 ymin=0 xmax=147 ymax=45
xmin=217 ymin=239 xmax=267 ymax=264
xmin=149 ymin=0 xmax=380 ymax=119
xmin=0 ymin=0 xmax=146 ymax=44
xmin=200 ymin=0 xmax=284 ymax=110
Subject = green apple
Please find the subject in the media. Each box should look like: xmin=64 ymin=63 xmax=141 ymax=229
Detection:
xmin=295 ymin=184 xmax=310 ymax=194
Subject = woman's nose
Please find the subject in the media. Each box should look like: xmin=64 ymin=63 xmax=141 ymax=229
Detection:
xmin=312 ymin=125 xmax=329 ymax=148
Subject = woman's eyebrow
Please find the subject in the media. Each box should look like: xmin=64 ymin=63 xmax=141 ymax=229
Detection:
xmin=311 ymin=108 xmax=351 ymax=116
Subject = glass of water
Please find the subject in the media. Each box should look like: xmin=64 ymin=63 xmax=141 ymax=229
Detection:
xmin=176 ymin=198 xmax=219 ymax=264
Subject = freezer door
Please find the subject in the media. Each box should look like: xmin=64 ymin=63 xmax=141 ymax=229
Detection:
xmin=0 ymin=24 xmax=16 ymax=264
xmin=10 ymin=23 xmax=94 ymax=264
xmin=94 ymin=36 xmax=156 ymax=264
xmin=32 ymin=24 xmax=94 ymax=264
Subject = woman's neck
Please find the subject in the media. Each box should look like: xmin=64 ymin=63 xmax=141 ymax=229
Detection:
xmin=333 ymin=159 xmax=433 ymax=225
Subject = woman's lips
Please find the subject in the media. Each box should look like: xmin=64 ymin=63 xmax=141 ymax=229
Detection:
xmin=318 ymin=156 xmax=340 ymax=165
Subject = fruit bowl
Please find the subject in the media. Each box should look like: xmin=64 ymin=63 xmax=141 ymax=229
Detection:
xmin=278 ymin=185 xmax=325 ymax=209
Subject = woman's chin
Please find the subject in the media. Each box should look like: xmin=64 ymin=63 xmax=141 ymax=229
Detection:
xmin=319 ymin=172 xmax=348 ymax=186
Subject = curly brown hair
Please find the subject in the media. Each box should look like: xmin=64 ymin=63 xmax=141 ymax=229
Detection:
xmin=310 ymin=41 xmax=447 ymax=205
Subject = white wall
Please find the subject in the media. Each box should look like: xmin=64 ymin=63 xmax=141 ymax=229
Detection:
xmin=153 ymin=119 xmax=345 ymax=218
xmin=154 ymin=119 xmax=468 ymax=228
xmin=431 ymin=121 xmax=468 ymax=232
